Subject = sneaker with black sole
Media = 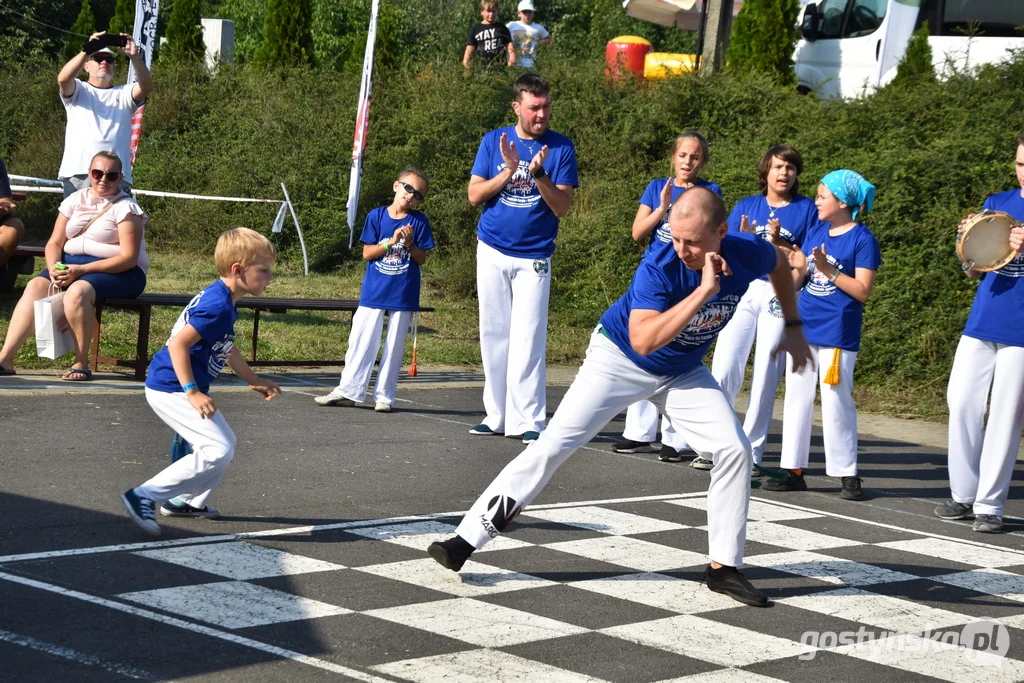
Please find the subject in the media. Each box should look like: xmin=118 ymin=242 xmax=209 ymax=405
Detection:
xmin=612 ymin=439 xmax=655 ymax=454
xmin=762 ymin=470 xmax=807 ymax=492
xmin=690 ymin=456 xmax=713 ymax=470
xmin=427 ymin=536 xmax=476 ymax=572
xmin=120 ymin=488 xmax=160 ymax=536
xmin=658 ymin=445 xmax=682 ymax=462
xmin=704 ymin=565 xmax=769 ymax=607
xmin=314 ymin=390 xmax=356 ymax=407
xmin=160 ymin=498 xmax=221 ymax=518
xmin=840 ymin=476 xmax=863 ymax=501
xmin=469 ymin=424 xmax=501 ymax=436
xmin=973 ymin=514 xmax=1003 ymax=533
xmin=934 ymin=499 xmax=972 ymax=519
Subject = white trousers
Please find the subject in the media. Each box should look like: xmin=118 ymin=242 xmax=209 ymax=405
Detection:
xmin=138 ymin=388 xmax=237 ymax=508
xmin=456 ymin=332 xmax=752 ymax=567
xmin=477 ymin=241 xmax=551 ymax=435
xmin=780 ymin=345 xmax=858 ymax=476
xmin=334 ymin=306 xmax=412 ymax=406
xmin=946 ymin=336 xmax=1024 ymax=516
xmin=622 ymin=400 xmax=687 ymax=449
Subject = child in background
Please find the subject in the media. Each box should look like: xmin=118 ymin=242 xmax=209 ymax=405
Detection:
xmin=120 ymin=228 xmax=282 ymax=535
xmin=464 ymin=0 xmax=516 ymax=70
xmin=508 ymin=0 xmax=551 ymax=70
xmin=315 ymin=169 xmax=434 ymax=412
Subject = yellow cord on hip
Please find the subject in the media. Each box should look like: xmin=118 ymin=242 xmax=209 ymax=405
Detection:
xmin=824 ymin=347 xmax=842 ymax=385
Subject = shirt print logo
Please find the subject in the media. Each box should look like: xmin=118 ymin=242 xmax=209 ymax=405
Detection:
xmin=807 ymin=256 xmax=843 ymax=297
xmin=375 ymin=240 xmax=411 ymax=277
xmin=673 ymin=294 xmax=740 ymax=347
xmin=498 ymin=160 xmax=541 ymax=209
xmin=533 ymin=259 xmax=549 ymax=275
xmin=208 ymin=336 xmax=235 ymax=377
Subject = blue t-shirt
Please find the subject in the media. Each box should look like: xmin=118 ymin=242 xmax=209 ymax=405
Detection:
xmin=638 ymin=178 xmax=722 ymax=263
xmin=358 ymin=206 xmax=435 ymax=311
xmin=727 ymin=194 xmax=821 ymax=281
xmin=599 ymin=234 xmax=777 ymax=376
xmin=963 ymin=190 xmax=1024 ymax=347
xmin=798 ymin=222 xmax=881 ymax=351
xmin=146 ymin=280 xmax=237 ymax=393
xmin=471 ymin=126 xmax=579 ymax=259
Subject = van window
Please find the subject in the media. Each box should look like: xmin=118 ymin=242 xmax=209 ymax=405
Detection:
xmin=815 ymin=0 xmax=888 ymax=40
xmin=818 ymin=0 xmax=851 ymax=39
xmin=942 ymin=1 xmax=1024 ymax=38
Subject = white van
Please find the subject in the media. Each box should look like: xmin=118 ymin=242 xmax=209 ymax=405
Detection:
xmin=794 ymin=0 xmax=1024 ymax=98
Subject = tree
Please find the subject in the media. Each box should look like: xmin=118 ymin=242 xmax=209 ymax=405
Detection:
xmin=726 ymin=0 xmax=801 ymax=85
xmin=890 ymin=23 xmax=936 ymax=89
xmin=164 ymin=0 xmax=205 ymax=63
xmin=63 ymin=0 xmax=98 ymax=63
xmin=259 ymin=0 xmax=315 ymax=68
xmin=107 ymin=0 xmax=135 ymax=69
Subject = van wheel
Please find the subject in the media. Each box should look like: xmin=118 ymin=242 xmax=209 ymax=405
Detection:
xmin=797 ymin=85 xmax=811 ymax=95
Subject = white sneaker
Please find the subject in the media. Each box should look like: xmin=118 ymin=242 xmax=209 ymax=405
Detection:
xmin=314 ymin=389 xmax=356 ymax=407
xmin=374 ymin=401 xmax=392 ymax=413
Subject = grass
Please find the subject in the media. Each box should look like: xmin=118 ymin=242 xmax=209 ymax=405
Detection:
xmin=0 ymin=251 xmax=948 ymax=421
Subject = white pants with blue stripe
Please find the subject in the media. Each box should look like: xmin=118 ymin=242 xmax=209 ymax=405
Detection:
xmin=456 ymin=331 xmax=753 ymax=568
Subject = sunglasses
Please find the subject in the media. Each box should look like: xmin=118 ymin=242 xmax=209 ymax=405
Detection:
xmin=90 ymin=54 xmax=116 ymax=64
xmin=90 ymin=168 xmax=121 ymax=183
xmin=400 ymin=182 xmax=425 ymax=202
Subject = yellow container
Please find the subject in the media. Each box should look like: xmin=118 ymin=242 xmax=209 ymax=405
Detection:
xmin=644 ymin=52 xmax=696 ymax=80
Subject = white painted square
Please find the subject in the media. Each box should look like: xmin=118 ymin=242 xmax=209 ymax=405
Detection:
xmin=366 ymin=597 xmax=588 ymax=647
xmin=345 ymin=520 xmax=530 ymax=552
xmin=744 ymin=550 xmax=918 ymax=586
xmin=373 ymin=648 xmax=603 ymax=682
xmin=656 ymin=670 xmax=788 ymax=683
xmin=877 ymin=538 xmax=1024 ymax=569
xmin=744 ymin=521 xmax=863 ymax=551
xmin=522 ymin=506 xmax=688 ymax=536
xmin=545 ymin=536 xmax=707 ymax=572
xmin=117 ymin=581 xmax=349 ymax=629
xmin=932 ymin=568 xmax=1024 ymax=603
xmin=668 ymin=497 xmax=821 ymax=522
xmin=134 ymin=542 xmax=346 ymax=580
xmin=355 ymin=558 xmax=555 ymax=597
xmin=571 ymin=572 xmax=738 ymax=614
xmin=834 ymin=631 xmax=1024 ymax=682
xmin=778 ymin=587 xmax=974 ymax=632
xmin=601 ymin=614 xmax=816 ymax=666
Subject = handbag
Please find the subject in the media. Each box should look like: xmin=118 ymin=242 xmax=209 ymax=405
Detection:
xmin=34 ymin=282 xmax=75 ymax=359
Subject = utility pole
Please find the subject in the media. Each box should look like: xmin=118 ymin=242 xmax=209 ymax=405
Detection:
xmin=699 ymin=0 xmax=735 ymax=73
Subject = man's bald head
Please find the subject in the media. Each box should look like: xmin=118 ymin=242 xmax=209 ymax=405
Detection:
xmin=669 ymin=187 xmax=726 ymax=230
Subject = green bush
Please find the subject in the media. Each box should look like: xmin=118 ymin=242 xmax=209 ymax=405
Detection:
xmin=727 ymin=0 xmax=800 ymax=85
xmin=889 ymin=23 xmax=936 ymax=89
xmin=64 ymin=0 xmax=98 ymax=63
xmin=257 ymin=0 xmax=315 ymax=68
xmin=164 ymin=0 xmax=205 ymax=63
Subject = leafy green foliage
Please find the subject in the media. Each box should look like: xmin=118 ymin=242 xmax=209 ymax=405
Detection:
xmin=727 ymin=0 xmax=800 ymax=85
xmin=64 ymin=0 xmax=98 ymax=63
xmin=257 ymin=0 xmax=315 ymax=68
xmin=889 ymin=23 xmax=936 ymax=89
xmin=164 ymin=0 xmax=205 ymax=63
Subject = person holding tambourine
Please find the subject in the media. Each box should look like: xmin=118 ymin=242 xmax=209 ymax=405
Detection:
xmin=763 ymin=170 xmax=881 ymax=501
xmin=937 ymin=135 xmax=1024 ymax=534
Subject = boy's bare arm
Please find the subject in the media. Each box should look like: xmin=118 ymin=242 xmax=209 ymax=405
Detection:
xmin=227 ymin=347 xmax=281 ymax=399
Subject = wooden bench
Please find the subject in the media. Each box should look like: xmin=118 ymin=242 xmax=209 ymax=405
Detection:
xmin=91 ymin=293 xmax=434 ymax=380
xmin=1 ymin=245 xmax=44 ymax=292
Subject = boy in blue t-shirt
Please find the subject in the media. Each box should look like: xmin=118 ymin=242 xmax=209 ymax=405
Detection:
xmin=120 ymin=228 xmax=282 ymax=535
xmin=315 ymin=169 xmax=435 ymax=412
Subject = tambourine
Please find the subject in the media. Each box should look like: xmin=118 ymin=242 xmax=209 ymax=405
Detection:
xmin=956 ymin=210 xmax=1021 ymax=272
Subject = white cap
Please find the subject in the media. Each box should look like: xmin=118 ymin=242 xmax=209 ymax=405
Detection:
xmin=518 ymin=0 xmax=536 ymax=12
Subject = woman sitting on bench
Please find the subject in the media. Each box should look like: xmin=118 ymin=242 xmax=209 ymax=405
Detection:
xmin=0 ymin=151 xmax=148 ymax=380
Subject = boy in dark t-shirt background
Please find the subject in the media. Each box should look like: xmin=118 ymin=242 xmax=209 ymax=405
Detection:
xmin=463 ymin=0 xmax=515 ymax=69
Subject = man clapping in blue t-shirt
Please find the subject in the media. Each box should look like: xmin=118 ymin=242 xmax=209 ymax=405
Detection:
xmin=467 ymin=73 xmax=578 ymax=443
xmin=429 ymin=188 xmax=814 ymax=608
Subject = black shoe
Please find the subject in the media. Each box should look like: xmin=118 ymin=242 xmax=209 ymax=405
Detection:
xmin=762 ymin=470 xmax=807 ymax=492
xmin=658 ymin=444 xmax=682 ymax=462
xmin=612 ymin=439 xmax=654 ymax=454
xmin=704 ymin=565 xmax=769 ymax=607
xmin=427 ymin=536 xmax=475 ymax=572
xmin=840 ymin=476 xmax=863 ymax=501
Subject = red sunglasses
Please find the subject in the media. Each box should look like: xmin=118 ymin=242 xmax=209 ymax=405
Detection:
xmin=90 ymin=168 xmax=121 ymax=183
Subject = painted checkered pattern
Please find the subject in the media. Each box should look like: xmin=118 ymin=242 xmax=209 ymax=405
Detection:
xmin=7 ymin=494 xmax=1024 ymax=682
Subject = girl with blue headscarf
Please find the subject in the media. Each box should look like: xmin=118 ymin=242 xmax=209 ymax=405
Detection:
xmin=762 ymin=170 xmax=881 ymax=502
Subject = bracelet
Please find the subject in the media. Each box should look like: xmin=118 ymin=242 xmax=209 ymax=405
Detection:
xmin=828 ymin=269 xmax=840 ymax=282
xmin=182 ymin=382 xmax=199 ymax=392
xmin=784 ymin=319 xmax=804 ymax=328
xmin=378 ymin=239 xmax=391 ymax=254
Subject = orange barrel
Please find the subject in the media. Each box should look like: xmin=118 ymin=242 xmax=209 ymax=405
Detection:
xmin=605 ymin=36 xmax=653 ymax=80
xmin=644 ymin=52 xmax=697 ymax=80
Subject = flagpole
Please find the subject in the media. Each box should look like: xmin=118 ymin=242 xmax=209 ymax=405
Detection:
xmin=128 ymin=0 xmax=160 ymax=166
xmin=346 ymin=0 xmax=380 ymax=249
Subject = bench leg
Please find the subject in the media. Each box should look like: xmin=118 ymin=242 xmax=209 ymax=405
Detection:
xmin=135 ymin=306 xmax=152 ymax=381
xmin=251 ymin=309 xmax=261 ymax=363
xmin=91 ymin=305 xmax=103 ymax=373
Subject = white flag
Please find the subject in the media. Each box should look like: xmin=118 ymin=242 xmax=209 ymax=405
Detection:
xmin=345 ymin=0 xmax=380 ymax=249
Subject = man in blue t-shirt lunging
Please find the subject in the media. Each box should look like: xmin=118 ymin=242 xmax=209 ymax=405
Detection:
xmin=429 ymin=189 xmax=814 ymax=607
xmin=467 ymin=73 xmax=578 ymax=443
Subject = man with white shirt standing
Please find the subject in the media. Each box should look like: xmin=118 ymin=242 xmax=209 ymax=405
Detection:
xmin=57 ymin=31 xmax=154 ymax=198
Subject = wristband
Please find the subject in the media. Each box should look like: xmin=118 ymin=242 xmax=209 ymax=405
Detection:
xmin=378 ymin=239 xmax=391 ymax=254
xmin=784 ymin=319 xmax=804 ymax=328
xmin=828 ymin=269 xmax=840 ymax=282
xmin=533 ymin=166 xmax=547 ymax=180
xmin=182 ymin=382 xmax=199 ymax=392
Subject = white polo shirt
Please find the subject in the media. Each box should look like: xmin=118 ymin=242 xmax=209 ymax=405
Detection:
xmin=58 ymin=80 xmax=142 ymax=184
